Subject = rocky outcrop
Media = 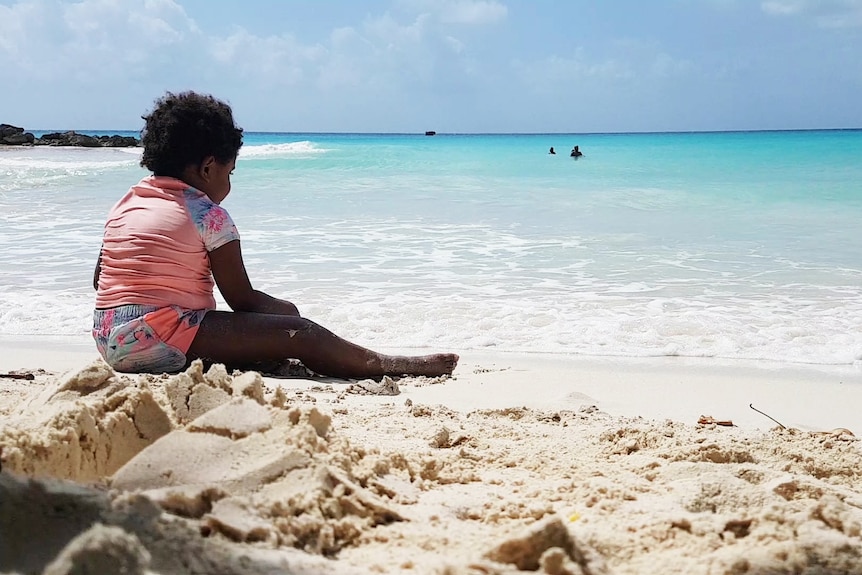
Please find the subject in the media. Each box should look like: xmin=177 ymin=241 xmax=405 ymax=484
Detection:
xmin=0 ymin=123 xmax=35 ymax=145
xmin=0 ymin=123 xmax=140 ymax=147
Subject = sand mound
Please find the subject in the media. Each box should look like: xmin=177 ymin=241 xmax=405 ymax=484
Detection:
xmin=0 ymin=471 xmax=356 ymax=575
xmin=113 ymin=398 xmax=403 ymax=555
xmin=41 ymin=523 xmax=150 ymax=575
xmin=0 ymin=359 xmax=172 ymax=481
xmin=5 ymin=360 xmax=862 ymax=574
xmin=320 ymin=403 xmax=862 ymax=573
xmin=1 ymin=360 xmax=408 ymax=559
xmin=0 ymin=360 xmax=277 ymax=482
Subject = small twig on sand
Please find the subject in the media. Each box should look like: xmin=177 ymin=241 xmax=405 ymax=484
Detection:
xmin=749 ymin=403 xmax=786 ymax=429
xmin=0 ymin=373 xmax=34 ymax=380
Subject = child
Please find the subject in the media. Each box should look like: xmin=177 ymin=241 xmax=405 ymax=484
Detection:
xmin=93 ymin=91 xmax=459 ymax=378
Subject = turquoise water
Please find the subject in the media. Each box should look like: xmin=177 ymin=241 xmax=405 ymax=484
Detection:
xmin=2 ymin=130 xmax=862 ymax=365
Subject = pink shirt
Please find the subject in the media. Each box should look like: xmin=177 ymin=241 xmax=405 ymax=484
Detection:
xmin=96 ymin=176 xmax=240 ymax=310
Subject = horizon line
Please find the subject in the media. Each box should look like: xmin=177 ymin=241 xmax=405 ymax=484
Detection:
xmin=16 ymin=127 xmax=862 ymax=136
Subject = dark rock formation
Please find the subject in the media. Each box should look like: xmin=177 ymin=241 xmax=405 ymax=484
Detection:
xmin=38 ymin=131 xmax=103 ymax=147
xmin=1 ymin=123 xmax=35 ymax=145
xmin=0 ymin=123 xmax=140 ymax=147
xmin=98 ymin=134 xmax=140 ymax=147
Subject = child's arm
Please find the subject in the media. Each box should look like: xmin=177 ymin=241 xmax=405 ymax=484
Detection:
xmin=93 ymin=249 xmax=102 ymax=290
xmin=209 ymin=240 xmax=300 ymax=316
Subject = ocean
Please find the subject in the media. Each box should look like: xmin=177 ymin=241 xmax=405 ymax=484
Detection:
xmin=2 ymin=130 xmax=861 ymax=367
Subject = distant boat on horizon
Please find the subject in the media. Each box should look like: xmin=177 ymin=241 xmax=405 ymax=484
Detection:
xmin=425 ymin=130 xmax=436 ymax=136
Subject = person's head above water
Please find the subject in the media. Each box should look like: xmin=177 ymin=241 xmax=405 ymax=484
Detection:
xmin=549 ymin=146 xmax=556 ymax=154
xmin=140 ymin=91 xmax=244 ymax=180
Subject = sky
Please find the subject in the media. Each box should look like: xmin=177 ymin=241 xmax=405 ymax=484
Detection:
xmin=1 ymin=0 xmax=861 ymax=133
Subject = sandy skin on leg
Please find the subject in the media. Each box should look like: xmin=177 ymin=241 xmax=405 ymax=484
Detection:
xmin=186 ymin=311 xmax=458 ymax=379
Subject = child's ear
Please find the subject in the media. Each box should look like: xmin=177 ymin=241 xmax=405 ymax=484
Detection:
xmin=200 ymin=156 xmax=216 ymax=179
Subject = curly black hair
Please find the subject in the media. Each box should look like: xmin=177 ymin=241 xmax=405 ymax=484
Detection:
xmin=140 ymin=91 xmax=243 ymax=177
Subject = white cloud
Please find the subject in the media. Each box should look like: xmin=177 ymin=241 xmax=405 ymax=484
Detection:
xmin=0 ymin=1 xmax=46 ymax=59
xmin=0 ymin=0 xmax=202 ymax=82
xmin=445 ymin=35 xmax=465 ymax=54
xmin=651 ymin=52 xmax=695 ymax=78
xmin=63 ymin=0 xmax=196 ymax=47
xmin=437 ymin=0 xmax=507 ymax=24
xmin=210 ymin=27 xmax=325 ymax=86
xmin=761 ymin=0 xmax=805 ymax=15
xmin=762 ymin=0 xmax=862 ymax=27
xmin=509 ymin=38 xmax=702 ymax=116
xmin=363 ymin=11 xmax=428 ymax=47
xmin=0 ymin=0 xmax=499 ymax=104
xmin=512 ymin=52 xmax=626 ymax=99
xmin=397 ymin=0 xmax=507 ymax=25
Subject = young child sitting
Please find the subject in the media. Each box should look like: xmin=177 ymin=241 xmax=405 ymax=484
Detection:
xmin=93 ymin=91 xmax=458 ymax=378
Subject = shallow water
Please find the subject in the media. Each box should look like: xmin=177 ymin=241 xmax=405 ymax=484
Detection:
xmin=2 ymin=130 xmax=861 ymax=366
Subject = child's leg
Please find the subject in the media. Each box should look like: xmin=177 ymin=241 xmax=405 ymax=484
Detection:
xmin=186 ymin=311 xmax=458 ymax=379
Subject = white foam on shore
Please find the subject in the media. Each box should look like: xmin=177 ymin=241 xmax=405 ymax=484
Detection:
xmin=238 ymin=141 xmax=325 ymax=158
xmin=2 ymin=274 xmax=862 ymax=366
xmin=4 ymin=137 xmax=862 ymax=368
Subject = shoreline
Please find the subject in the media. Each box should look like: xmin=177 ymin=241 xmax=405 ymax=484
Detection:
xmin=2 ymin=335 xmax=860 ymax=433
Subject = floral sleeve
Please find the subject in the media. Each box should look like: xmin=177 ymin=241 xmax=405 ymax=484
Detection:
xmin=183 ymin=189 xmax=241 ymax=251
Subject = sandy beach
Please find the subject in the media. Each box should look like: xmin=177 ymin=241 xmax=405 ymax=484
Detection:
xmin=2 ymin=340 xmax=862 ymax=574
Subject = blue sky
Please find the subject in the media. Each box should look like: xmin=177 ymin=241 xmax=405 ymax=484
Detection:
xmin=1 ymin=0 xmax=861 ymax=132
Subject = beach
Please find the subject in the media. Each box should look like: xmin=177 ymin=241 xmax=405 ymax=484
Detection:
xmin=3 ymin=131 xmax=862 ymax=572
xmin=4 ymin=0 xmax=862 ymax=567
xmin=3 ymin=343 xmax=862 ymax=574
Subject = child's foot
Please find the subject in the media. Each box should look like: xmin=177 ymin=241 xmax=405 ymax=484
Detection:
xmin=386 ymin=353 xmax=459 ymax=377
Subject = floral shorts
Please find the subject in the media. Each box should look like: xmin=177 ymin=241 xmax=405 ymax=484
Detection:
xmin=93 ymin=305 xmax=208 ymax=373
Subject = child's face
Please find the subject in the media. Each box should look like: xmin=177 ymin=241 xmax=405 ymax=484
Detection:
xmin=203 ymin=157 xmax=236 ymax=204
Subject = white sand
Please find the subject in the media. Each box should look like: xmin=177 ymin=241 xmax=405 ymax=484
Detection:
xmin=2 ymin=340 xmax=862 ymax=574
